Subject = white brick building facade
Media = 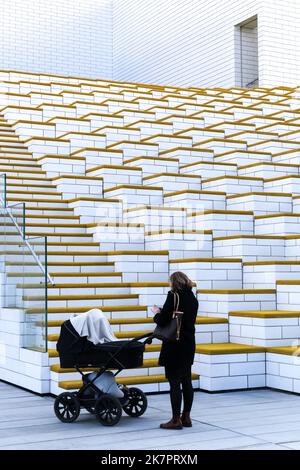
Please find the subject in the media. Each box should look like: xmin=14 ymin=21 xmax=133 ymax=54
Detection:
xmin=0 ymin=0 xmax=299 ymax=87
xmin=0 ymin=0 xmax=113 ymax=79
xmin=113 ymin=0 xmax=300 ymax=88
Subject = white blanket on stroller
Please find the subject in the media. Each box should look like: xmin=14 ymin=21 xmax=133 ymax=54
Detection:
xmin=70 ymin=308 xmax=118 ymax=345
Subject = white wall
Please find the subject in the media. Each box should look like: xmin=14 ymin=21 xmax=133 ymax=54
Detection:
xmin=258 ymin=0 xmax=300 ymax=87
xmin=113 ymin=0 xmax=300 ymax=88
xmin=112 ymin=0 xmax=260 ymax=87
xmin=0 ymin=0 xmax=299 ymax=88
xmin=0 ymin=0 xmax=113 ymax=79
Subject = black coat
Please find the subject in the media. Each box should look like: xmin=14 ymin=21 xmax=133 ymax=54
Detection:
xmin=153 ymin=288 xmax=198 ymax=374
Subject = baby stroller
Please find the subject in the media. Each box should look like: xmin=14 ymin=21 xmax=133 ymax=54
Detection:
xmin=54 ymin=310 xmax=153 ymax=426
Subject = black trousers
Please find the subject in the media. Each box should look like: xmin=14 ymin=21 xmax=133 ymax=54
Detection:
xmin=166 ymin=367 xmax=194 ymax=417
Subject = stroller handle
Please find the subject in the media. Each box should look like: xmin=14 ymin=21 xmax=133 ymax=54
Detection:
xmin=131 ymin=332 xmax=154 ymax=344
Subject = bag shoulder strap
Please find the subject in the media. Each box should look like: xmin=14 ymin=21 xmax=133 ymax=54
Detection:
xmin=173 ymin=291 xmax=180 ymax=312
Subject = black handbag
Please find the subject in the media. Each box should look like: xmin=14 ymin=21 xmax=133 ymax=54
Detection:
xmin=153 ymin=292 xmax=184 ymax=342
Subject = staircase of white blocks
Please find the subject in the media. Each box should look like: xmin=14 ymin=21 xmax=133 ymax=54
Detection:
xmin=1 ymin=71 xmax=300 ymax=395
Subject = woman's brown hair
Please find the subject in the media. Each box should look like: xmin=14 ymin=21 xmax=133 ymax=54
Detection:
xmin=170 ymin=271 xmax=193 ymax=292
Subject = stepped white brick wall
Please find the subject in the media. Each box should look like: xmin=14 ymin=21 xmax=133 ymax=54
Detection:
xmin=1 ymin=70 xmax=300 ymax=395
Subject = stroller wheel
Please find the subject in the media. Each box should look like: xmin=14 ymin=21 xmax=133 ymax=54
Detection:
xmin=122 ymin=387 xmax=148 ymax=417
xmin=54 ymin=392 xmax=80 ymax=423
xmin=95 ymin=394 xmax=122 ymax=426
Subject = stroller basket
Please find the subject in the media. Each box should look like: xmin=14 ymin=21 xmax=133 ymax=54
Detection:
xmin=57 ymin=320 xmax=145 ymax=369
xmin=60 ymin=340 xmax=145 ymax=369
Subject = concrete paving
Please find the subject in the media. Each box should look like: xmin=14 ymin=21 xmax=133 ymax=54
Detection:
xmin=0 ymin=381 xmax=300 ymax=450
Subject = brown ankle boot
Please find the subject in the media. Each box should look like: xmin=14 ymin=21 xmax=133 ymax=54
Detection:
xmin=181 ymin=412 xmax=192 ymax=427
xmin=160 ymin=416 xmax=182 ymax=430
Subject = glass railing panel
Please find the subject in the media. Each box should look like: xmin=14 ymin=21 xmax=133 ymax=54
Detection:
xmin=6 ymin=202 xmax=26 ymax=240
xmin=0 ymin=204 xmax=26 ymax=309
xmin=22 ymin=236 xmax=48 ymax=352
xmin=0 ymin=206 xmax=7 ymax=308
xmin=0 ymin=173 xmax=6 ymax=207
xmin=0 ymin=200 xmax=49 ymax=352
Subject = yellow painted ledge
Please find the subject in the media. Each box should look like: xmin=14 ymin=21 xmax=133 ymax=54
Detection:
xmin=59 ymin=373 xmax=199 ymax=390
xmin=196 ymin=343 xmax=266 ymax=355
xmin=267 ymin=346 xmax=300 ymax=356
xmin=124 ymin=205 xmax=186 ymax=213
xmin=47 ymin=315 xmax=227 ymax=329
xmin=71 ymin=147 xmax=123 ymax=155
xmin=255 ymin=212 xmax=300 ymax=220
xmin=170 ymin=257 xmax=242 ymax=263
xmin=159 ymin=146 xmax=213 ymax=156
xmin=203 ymin=175 xmax=263 ymax=183
xmin=244 ymin=261 xmax=300 ymax=266
xmin=188 ymin=209 xmax=253 ymax=216
xmin=197 ymin=316 xmax=228 ymax=324
xmin=145 ymin=229 xmax=212 ymax=236
xmin=87 ymin=165 xmax=142 ymax=172
xmin=181 ymin=160 xmax=236 ymax=169
xmin=48 ymin=305 xmax=146 ymax=316
xmin=124 ymin=156 xmax=179 ymax=164
xmin=104 ymin=184 xmax=163 ymax=192
xmin=143 ymin=172 xmax=201 ymax=180
xmin=227 ymin=192 xmax=292 ymax=199
xmin=197 ymin=288 xmax=275 ymax=294
xmin=46 ymin=281 xmax=171 ymax=289
xmin=48 ymin=330 xmax=152 ymax=342
xmin=230 ymin=310 xmax=300 ymax=318
xmin=214 ymin=234 xmax=285 ymax=241
xmin=277 ymin=280 xmax=300 ymax=285
xmin=44 ymin=294 xmax=139 ymax=301
xmin=51 ymin=358 xmax=159 ymax=373
xmin=164 ymin=189 xmax=226 ymax=197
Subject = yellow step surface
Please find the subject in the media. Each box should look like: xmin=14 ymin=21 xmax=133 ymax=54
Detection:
xmin=7 ymin=261 xmax=114 ymax=267
xmin=46 ymin=282 xmax=169 ymax=289
xmin=46 ymin=305 xmax=145 ymax=314
xmin=51 ymin=358 xmax=159 ymax=373
xmin=47 ymin=315 xmax=229 ymax=340
xmin=230 ymin=310 xmax=300 ymax=318
xmin=10 ymin=272 xmax=122 ymax=278
xmin=31 ymin=294 xmax=139 ymax=302
xmin=59 ymin=373 xmax=199 ymax=390
xmin=267 ymin=346 xmax=300 ymax=356
xmin=48 ymin=272 xmax=121 ymax=277
xmin=48 ymin=330 xmax=152 ymax=342
xmin=196 ymin=343 xmax=266 ymax=355
xmin=198 ymin=288 xmax=276 ymax=294
xmin=46 ymin=315 xmax=228 ymax=328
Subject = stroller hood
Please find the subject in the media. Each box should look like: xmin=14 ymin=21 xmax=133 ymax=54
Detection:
xmin=70 ymin=308 xmax=118 ymax=345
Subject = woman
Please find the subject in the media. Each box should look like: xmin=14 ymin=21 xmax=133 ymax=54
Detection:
xmin=152 ymin=271 xmax=199 ymax=430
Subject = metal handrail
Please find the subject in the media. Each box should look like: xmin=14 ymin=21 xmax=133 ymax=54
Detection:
xmin=246 ymin=78 xmax=259 ymax=88
xmin=0 ymin=177 xmax=54 ymax=286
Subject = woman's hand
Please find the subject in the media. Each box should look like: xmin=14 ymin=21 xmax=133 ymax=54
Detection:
xmin=151 ymin=305 xmax=161 ymax=314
